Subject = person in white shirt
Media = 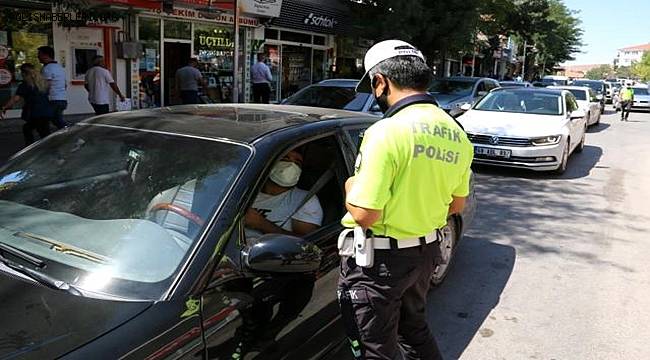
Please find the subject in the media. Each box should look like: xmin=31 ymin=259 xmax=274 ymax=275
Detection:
xmin=251 ymin=53 xmax=273 ymax=104
xmin=245 ymin=150 xmax=323 ymax=238
xmin=84 ymin=55 xmax=125 ymax=115
xmin=175 ymin=58 xmax=205 ymax=105
xmin=38 ymin=46 xmax=68 ymax=128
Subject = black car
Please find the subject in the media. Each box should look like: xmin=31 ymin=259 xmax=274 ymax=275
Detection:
xmin=281 ymin=79 xmax=381 ymax=115
xmin=0 ymin=105 xmax=475 ymax=359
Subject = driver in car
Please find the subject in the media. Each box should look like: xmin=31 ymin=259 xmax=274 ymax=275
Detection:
xmin=245 ymin=149 xmax=323 ymax=237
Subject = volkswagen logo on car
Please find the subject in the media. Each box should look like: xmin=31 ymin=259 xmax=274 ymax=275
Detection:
xmin=489 ymin=136 xmax=500 ymax=145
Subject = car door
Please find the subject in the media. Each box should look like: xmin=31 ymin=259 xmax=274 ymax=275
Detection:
xmin=565 ymin=93 xmax=583 ymax=149
xmin=588 ymin=89 xmax=600 ymax=122
xmin=200 ymin=133 xmax=352 ymax=360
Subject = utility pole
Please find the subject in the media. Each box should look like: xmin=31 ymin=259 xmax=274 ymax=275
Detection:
xmin=233 ymin=0 xmax=240 ymax=103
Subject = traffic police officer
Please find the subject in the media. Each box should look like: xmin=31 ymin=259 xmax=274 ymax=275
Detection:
xmin=337 ymin=40 xmax=474 ymax=360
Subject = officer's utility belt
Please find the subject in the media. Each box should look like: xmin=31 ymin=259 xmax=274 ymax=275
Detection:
xmin=338 ymin=227 xmax=442 ymax=268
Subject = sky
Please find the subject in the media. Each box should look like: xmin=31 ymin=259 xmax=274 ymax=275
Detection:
xmin=562 ymin=0 xmax=650 ymax=65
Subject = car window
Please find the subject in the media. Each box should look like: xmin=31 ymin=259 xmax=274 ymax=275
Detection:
xmin=429 ymin=79 xmax=474 ymax=96
xmin=485 ymin=81 xmax=498 ymax=91
xmin=566 ymin=94 xmax=579 ymax=112
xmin=567 ymin=89 xmax=587 ymax=101
xmin=283 ymin=85 xmax=370 ymax=112
xmin=475 ymin=81 xmax=486 ymax=95
xmin=244 ymin=136 xmax=346 ymax=243
xmin=0 ymin=125 xmax=251 ymax=299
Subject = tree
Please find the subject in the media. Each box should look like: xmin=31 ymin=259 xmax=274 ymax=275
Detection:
xmin=615 ymin=66 xmax=634 ymax=79
xmin=585 ymin=65 xmax=613 ymax=80
xmin=632 ymin=51 xmax=650 ymax=81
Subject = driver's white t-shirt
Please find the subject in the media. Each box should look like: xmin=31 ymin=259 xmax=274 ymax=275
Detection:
xmin=247 ymin=188 xmax=323 ymax=237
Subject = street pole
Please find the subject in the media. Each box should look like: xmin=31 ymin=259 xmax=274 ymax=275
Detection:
xmin=522 ymin=39 xmax=527 ymax=81
xmin=233 ymin=0 xmax=240 ymax=103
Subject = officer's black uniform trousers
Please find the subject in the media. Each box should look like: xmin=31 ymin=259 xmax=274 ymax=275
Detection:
xmin=338 ymin=241 xmax=443 ymax=360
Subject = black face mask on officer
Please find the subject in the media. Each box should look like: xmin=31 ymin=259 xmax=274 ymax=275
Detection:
xmin=372 ymin=75 xmax=390 ymax=113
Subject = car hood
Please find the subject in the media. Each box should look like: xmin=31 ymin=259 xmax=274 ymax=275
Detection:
xmin=458 ymin=110 xmax=568 ymax=137
xmin=429 ymin=93 xmax=469 ymax=106
xmin=0 ymin=272 xmax=152 ymax=359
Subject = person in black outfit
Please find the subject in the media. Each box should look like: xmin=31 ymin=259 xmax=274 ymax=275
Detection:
xmin=0 ymin=63 xmax=54 ymax=145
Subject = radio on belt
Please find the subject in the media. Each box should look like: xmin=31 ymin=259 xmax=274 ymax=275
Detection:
xmin=337 ymin=226 xmax=375 ymax=267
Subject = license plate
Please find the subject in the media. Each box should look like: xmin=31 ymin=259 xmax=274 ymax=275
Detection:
xmin=474 ymin=146 xmax=511 ymax=158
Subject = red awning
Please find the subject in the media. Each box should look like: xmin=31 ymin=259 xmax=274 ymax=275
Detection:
xmin=99 ymin=0 xmax=234 ymax=10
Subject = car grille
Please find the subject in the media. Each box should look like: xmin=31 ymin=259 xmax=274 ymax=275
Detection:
xmin=467 ymin=133 xmax=532 ymax=147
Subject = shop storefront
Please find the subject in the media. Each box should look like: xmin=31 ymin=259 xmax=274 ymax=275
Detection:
xmin=0 ymin=2 xmax=54 ymax=119
xmin=262 ymin=0 xmax=350 ymax=102
xmin=136 ymin=7 xmax=261 ymax=108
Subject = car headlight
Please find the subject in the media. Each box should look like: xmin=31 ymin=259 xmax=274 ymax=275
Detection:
xmin=531 ymin=135 xmax=562 ymax=146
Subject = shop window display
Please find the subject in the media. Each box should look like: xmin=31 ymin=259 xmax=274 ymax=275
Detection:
xmin=138 ymin=17 xmax=161 ymax=108
xmin=0 ymin=17 xmax=52 ymax=111
xmin=194 ymin=23 xmax=239 ymax=103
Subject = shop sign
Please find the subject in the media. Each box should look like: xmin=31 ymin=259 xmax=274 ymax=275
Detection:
xmin=146 ymin=7 xmax=259 ymax=27
xmin=198 ymin=35 xmax=234 ymax=49
xmin=240 ymin=0 xmax=282 ymax=18
xmin=0 ymin=69 xmax=12 ymax=85
xmin=303 ymin=12 xmax=337 ymax=29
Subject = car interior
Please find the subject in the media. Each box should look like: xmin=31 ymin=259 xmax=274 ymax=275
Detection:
xmin=244 ymin=136 xmax=346 ymax=243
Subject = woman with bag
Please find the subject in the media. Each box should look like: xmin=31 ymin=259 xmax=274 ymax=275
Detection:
xmin=1 ymin=63 xmax=54 ymax=145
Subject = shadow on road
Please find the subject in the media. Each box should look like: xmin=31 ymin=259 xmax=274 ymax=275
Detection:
xmin=586 ymin=122 xmax=610 ymax=133
xmin=472 ymin=145 xmax=603 ymax=181
xmin=428 ymin=237 xmax=515 ymax=360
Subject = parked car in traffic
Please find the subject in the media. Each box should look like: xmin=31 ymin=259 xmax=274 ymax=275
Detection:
xmin=616 ymin=85 xmax=650 ymax=112
xmin=549 ymin=86 xmax=602 ymax=126
xmin=428 ymin=76 xmax=500 ymax=117
xmin=570 ymin=79 xmax=606 ymax=113
xmin=281 ymin=78 xmax=381 ymax=115
xmin=541 ymin=75 xmax=570 ymax=86
xmin=0 ymin=104 xmax=475 ymax=359
xmin=457 ymin=87 xmax=587 ymax=174
xmin=500 ymin=81 xmax=532 ymax=88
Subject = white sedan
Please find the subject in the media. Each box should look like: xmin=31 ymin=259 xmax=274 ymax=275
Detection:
xmin=549 ymin=86 xmax=602 ymax=126
xmin=457 ymin=87 xmax=588 ymax=174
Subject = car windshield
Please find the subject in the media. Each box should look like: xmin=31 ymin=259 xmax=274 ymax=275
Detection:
xmin=0 ymin=125 xmax=250 ymax=300
xmin=428 ymin=80 xmax=474 ymax=96
xmin=633 ymin=88 xmax=649 ymax=95
xmin=572 ymin=81 xmax=603 ymax=93
xmin=283 ymin=85 xmax=370 ymax=111
xmin=474 ymin=90 xmax=563 ymax=115
xmin=566 ymin=89 xmax=587 ymax=100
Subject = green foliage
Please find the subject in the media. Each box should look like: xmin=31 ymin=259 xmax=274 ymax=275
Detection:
xmin=585 ymin=65 xmax=613 ymax=80
xmin=632 ymin=51 xmax=650 ymax=81
xmin=615 ymin=66 xmax=634 ymax=79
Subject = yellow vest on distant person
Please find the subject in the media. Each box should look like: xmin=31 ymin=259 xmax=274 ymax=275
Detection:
xmin=621 ymin=88 xmax=634 ymax=101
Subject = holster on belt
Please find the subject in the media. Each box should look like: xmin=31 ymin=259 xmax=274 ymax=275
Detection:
xmin=337 ymin=226 xmax=375 ymax=268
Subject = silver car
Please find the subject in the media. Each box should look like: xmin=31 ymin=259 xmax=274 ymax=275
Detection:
xmin=631 ymin=86 xmax=650 ymax=110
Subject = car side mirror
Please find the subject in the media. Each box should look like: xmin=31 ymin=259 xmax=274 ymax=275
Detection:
xmin=570 ymin=109 xmax=586 ymax=119
xmin=459 ymin=103 xmax=472 ymax=111
xmin=242 ymin=234 xmax=322 ymax=273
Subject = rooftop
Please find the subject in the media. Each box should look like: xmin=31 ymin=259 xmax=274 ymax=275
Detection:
xmin=619 ymin=43 xmax=650 ymax=52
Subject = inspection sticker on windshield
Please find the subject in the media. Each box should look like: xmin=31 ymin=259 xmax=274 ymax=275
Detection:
xmin=474 ymin=146 xmax=511 ymax=158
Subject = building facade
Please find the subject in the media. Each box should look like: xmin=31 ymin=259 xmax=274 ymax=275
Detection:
xmin=616 ymin=43 xmax=650 ymax=67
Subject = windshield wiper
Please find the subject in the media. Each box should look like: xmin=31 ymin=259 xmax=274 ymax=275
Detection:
xmin=14 ymin=231 xmax=110 ymax=264
xmin=0 ymin=252 xmax=82 ymax=296
xmin=0 ymin=242 xmax=45 ymax=268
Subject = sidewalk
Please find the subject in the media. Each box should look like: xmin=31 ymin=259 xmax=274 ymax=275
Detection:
xmin=0 ymin=113 xmax=93 ymax=164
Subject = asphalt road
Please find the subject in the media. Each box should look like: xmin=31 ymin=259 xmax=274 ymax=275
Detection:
xmin=429 ymin=106 xmax=650 ymax=359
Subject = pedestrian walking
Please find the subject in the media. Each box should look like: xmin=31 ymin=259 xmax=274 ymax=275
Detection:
xmin=84 ymin=55 xmax=126 ymax=115
xmin=175 ymin=58 xmax=205 ymax=105
xmin=337 ymin=40 xmax=474 ymax=360
xmin=619 ymin=83 xmax=634 ymax=121
xmin=251 ymin=53 xmax=273 ymax=103
xmin=0 ymin=64 xmax=54 ymax=145
xmin=37 ymin=46 xmax=68 ymax=129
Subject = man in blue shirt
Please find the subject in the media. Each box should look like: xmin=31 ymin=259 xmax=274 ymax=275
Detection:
xmin=38 ymin=46 xmax=67 ymax=129
xmin=251 ymin=53 xmax=273 ymax=103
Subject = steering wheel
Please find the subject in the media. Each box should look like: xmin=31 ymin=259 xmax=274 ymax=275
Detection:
xmin=149 ymin=203 xmax=205 ymax=226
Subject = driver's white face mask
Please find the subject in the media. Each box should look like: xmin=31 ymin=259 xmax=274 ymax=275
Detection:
xmin=269 ymin=161 xmax=302 ymax=187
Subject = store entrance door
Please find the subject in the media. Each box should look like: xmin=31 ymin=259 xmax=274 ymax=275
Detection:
xmin=164 ymin=42 xmax=191 ymax=106
xmin=281 ymin=45 xmax=312 ymax=100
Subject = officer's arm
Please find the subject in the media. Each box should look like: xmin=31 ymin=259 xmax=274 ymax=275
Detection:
xmin=448 ymin=196 xmax=466 ymax=216
xmin=345 ymin=177 xmax=382 ymax=229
